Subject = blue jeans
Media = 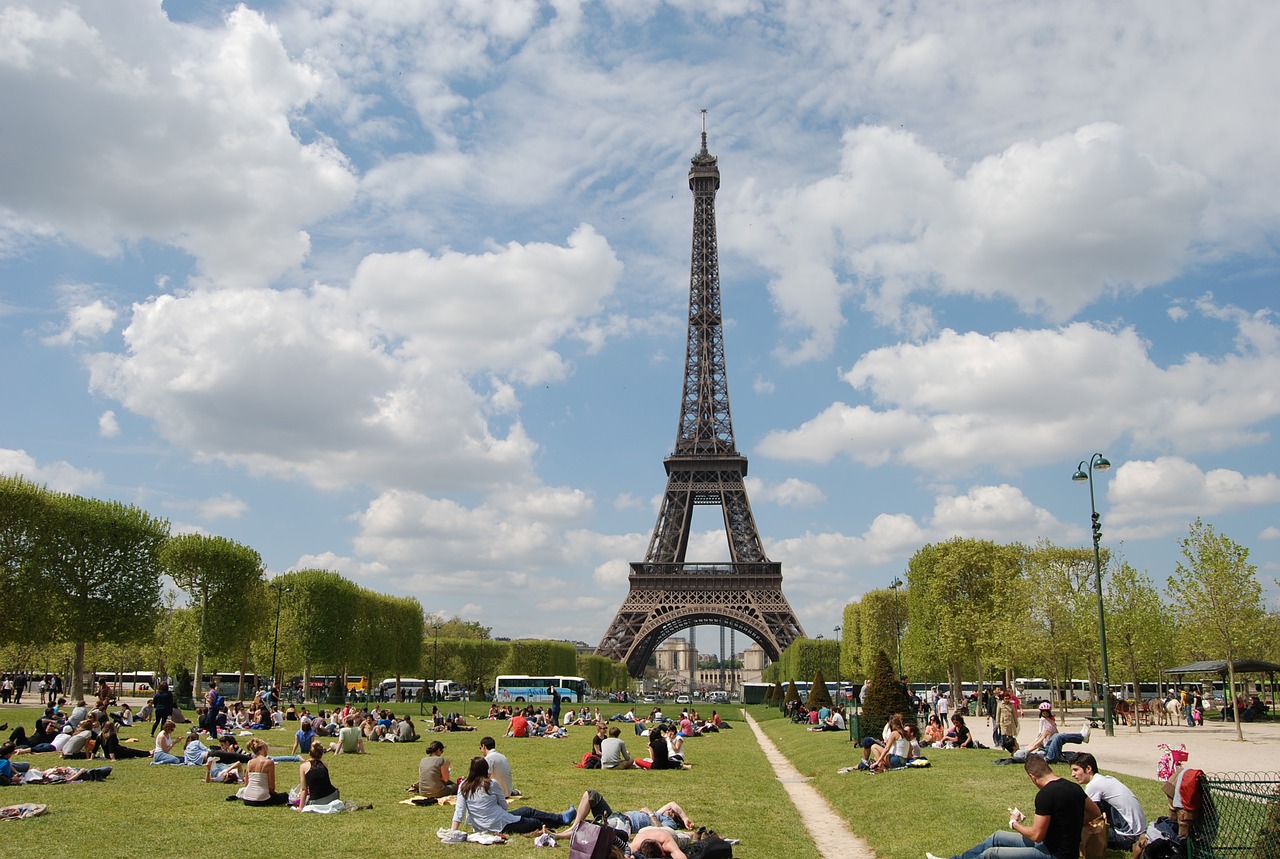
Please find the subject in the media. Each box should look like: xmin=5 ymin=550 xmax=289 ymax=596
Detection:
xmin=1044 ymin=732 xmax=1084 ymax=763
xmin=954 ymin=830 xmax=1052 ymax=859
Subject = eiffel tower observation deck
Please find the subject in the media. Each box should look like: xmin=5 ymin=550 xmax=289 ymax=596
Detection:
xmin=597 ymin=124 xmax=806 ymax=677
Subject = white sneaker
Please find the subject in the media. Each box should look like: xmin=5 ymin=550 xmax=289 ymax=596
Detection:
xmin=927 ymin=852 xmax=948 ymax=859
xmin=1081 ymin=722 xmax=1091 ymax=743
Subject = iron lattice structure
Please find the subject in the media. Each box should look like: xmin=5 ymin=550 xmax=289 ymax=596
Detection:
xmin=597 ymin=131 xmax=805 ymax=677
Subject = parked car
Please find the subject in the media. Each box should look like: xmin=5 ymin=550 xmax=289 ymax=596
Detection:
xmin=676 ymin=695 xmax=691 ymax=704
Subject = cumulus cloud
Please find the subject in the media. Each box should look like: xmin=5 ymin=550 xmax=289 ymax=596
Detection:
xmin=41 ymin=299 xmax=117 ymax=346
xmin=0 ymin=2 xmax=356 ymax=285
xmin=759 ymin=299 xmax=1280 ymax=476
xmin=0 ymin=448 xmax=104 ymax=494
xmin=745 ymin=476 xmax=826 ymax=507
xmin=732 ymin=123 xmax=1207 ymax=352
xmin=1260 ymin=526 xmax=1280 ymax=541
xmin=85 ymin=226 xmax=620 ymax=492
xmin=1107 ymin=456 xmax=1280 ymax=539
xmin=196 ymin=492 xmax=248 ymax=521
xmin=97 ymin=410 xmax=119 ymax=438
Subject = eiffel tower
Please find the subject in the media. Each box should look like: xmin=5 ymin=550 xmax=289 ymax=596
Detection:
xmin=597 ymin=123 xmax=805 ymax=677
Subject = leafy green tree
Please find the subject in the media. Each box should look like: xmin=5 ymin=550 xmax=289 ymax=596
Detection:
xmin=841 ymin=601 xmax=863 ymax=680
xmin=506 ymin=639 xmax=577 ymax=676
xmin=1025 ymin=542 xmax=1104 ymax=709
xmin=905 ymin=538 xmax=1027 ymax=698
xmin=1105 ymin=561 xmax=1171 ymax=733
xmin=275 ymin=568 xmax=360 ymax=691
xmin=161 ymin=533 xmax=264 ymax=699
xmin=1168 ymin=519 xmax=1266 ymax=741
xmin=783 ymin=679 xmax=800 ymax=710
xmin=0 ymin=475 xmax=51 ymax=647
xmin=432 ymin=617 xmax=491 ymax=639
xmin=862 ymin=649 xmax=912 ymax=736
xmin=855 ymin=589 xmax=900 ymax=681
xmin=47 ymin=492 xmax=168 ymax=697
xmin=578 ymin=654 xmax=616 ymax=691
xmin=449 ymin=639 xmax=511 ymax=700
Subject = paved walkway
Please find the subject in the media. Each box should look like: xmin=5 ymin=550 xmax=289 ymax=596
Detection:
xmin=743 ymin=711 xmax=876 ymax=859
xmin=1003 ymin=713 xmax=1280 ymax=780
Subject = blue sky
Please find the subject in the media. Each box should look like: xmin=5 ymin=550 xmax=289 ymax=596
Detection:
xmin=2 ymin=0 xmax=1278 ymax=648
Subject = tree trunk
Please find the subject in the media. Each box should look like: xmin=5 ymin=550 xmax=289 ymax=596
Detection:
xmin=1130 ymin=659 xmax=1142 ymax=734
xmin=72 ymin=641 xmax=86 ymax=699
xmin=1228 ymin=660 xmax=1243 ymax=742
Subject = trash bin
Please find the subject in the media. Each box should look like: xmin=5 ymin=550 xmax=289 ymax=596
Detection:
xmin=847 ymin=706 xmax=860 ymax=742
xmin=969 ymin=700 xmax=979 ymax=716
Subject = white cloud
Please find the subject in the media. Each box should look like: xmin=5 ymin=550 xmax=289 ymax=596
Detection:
xmin=86 ymin=227 xmax=620 ymax=493
xmin=0 ymin=2 xmax=356 ymax=285
xmin=733 ymin=123 xmax=1207 ymax=350
xmin=0 ymin=448 xmax=103 ymax=494
xmin=42 ymin=299 xmax=117 ymax=345
xmin=1259 ymin=526 xmax=1280 ymax=541
xmin=753 ymin=376 xmax=776 ymax=395
xmin=745 ymin=476 xmax=826 ymax=507
xmin=1107 ymin=456 xmax=1280 ymax=539
xmin=760 ymin=301 xmax=1280 ymax=475
xmin=196 ymin=492 xmax=248 ymax=521
xmin=98 ymin=410 xmax=119 ymax=438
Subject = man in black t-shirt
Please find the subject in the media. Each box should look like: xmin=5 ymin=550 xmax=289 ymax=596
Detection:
xmin=927 ymin=755 xmax=1100 ymax=859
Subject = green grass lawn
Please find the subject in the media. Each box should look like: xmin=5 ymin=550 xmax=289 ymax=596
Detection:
xmin=2 ymin=704 xmax=820 ymax=858
xmin=750 ymin=705 xmax=1170 ymax=859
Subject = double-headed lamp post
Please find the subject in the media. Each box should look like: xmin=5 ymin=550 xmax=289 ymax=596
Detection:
xmin=1073 ymin=453 xmax=1113 ymax=737
xmin=889 ymin=577 xmax=904 ymax=679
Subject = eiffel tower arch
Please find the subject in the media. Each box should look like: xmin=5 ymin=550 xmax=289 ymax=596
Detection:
xmin=597 ymin=122 xmax=805 ymax=677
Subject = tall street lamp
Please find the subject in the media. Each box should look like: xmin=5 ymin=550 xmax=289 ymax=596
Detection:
xmin=890 ymin=577 xmax=904 ymax=679
xmin=1073 ymin=453 xmax=1114 ymax=737
xmin=268 ymin=581 xmax=291 ymax=698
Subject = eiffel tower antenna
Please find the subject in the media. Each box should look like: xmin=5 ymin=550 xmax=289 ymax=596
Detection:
xmin=597 ymin=122 xmax=805 ymax=676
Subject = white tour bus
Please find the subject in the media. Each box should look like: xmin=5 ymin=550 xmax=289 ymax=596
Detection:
xmin=493 ymin=675 xmax=589 ymax=704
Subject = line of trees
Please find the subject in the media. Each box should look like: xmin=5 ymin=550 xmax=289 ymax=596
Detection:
xmin=3 ymin=476 xmax=633 ymax=701
xmin=777 ymin=521 xmax=1275 ymax=739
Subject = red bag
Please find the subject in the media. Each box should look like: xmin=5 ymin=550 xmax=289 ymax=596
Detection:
xmin=568 ymin=820 xmax=616 ymax=859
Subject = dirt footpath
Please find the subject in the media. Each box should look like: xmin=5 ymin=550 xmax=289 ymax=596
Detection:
xmin=744 ymin=711 xmax=877 ymax=859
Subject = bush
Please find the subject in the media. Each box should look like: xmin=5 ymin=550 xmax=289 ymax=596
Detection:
xmin=861 ymin=650 xmax=913 ymax=736
xmin=806 ymin=668 xmax=833 ymax=710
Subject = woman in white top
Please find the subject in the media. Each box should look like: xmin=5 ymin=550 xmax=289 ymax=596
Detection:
xmin=152 ymin=720 xmax=182 ymax=764
xmin=235 ymin=738 xmax=289 ymax=806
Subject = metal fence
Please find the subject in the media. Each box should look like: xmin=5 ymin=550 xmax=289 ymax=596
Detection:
xmin=1191 ymin=771 xmax=1280 ymax=859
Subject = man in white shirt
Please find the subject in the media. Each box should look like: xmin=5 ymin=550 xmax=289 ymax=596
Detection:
xmin=1071 ymin=753 xmax=1147 ymax=850
xmin=480 ymin=736 xmax=519 ymax=795
xmin=600 ymin=727 xmax=636 ymax=769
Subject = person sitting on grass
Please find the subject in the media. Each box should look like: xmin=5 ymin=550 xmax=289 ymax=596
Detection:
xmin=927 ymin=755 xmax=1099 ymax=859
xmin=328 ymin=715 xmax=365 ymax=755
xmin=234 ymin=738 xmax=289 ymax=806
xmin=94 ymin=721 xmax=150 ymax=760
xmin=1069 ymin=752 xmax=1146 ymax=850
xmin=151 ymin=720 xmax=182 ymax=764
xmin=856 ymin=713 xmax=905 ymax=769
xmin=945 ymin=713 xmax=975 ymax=748
xmin=923 ymin=715 xmax=946 ymax=746
xmin=295 ymin=743 xmax=340 ymax=809
xmin=448 ymin=757 xmax=568 ymax=835
xmin=414 ymin=740 xmax=455 ymax=798
xmin=636 ymin=730 xmax=683 ymax=769
xmin=601 ymin=726 xmax=636 ymax=769
xmin=868 ymin=719 xmax=912 ymax=772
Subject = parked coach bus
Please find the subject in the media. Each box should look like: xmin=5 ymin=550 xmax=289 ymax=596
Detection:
xmin=494 ymin=675 xmax=589 ymax=704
